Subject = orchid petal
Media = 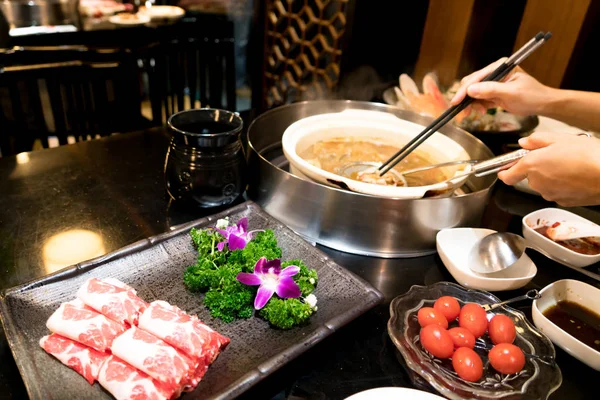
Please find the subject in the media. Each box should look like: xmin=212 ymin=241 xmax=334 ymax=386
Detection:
xmin=275 ymin=277 xmax=301 ymax=299
xmin=236 ymin=272 xmax=263 ymax=286
xmin=216 ymin=228 xmax=229 ymax=238
xmin=228 ymin=234 xmax=248 ymax=251
xmin=254 ymin=257 xmax=268 ymax=275
xmin=280 ymin=265 xmax=300 ymax=278
xmin=254 ymin=285 xmax=275 ymax=309
xmin=264 ymin=258 xmax=282 ymax=274
xmin=237 ymin=217 xmax=249 ymax=233
xmin=217 ymin=241 xmax=226 ymax=251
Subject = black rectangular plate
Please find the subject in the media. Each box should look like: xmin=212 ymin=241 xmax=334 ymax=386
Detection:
xmin=0 ymin=201 xmax=384 ymax=399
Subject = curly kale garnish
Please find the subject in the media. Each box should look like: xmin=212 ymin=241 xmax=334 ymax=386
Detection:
xmin=184 ymin=220 xmax=318 ymax=328
xmin=259 ymin=298 xmax=314 ymax=329
xmin=284 ymin=259 xmax=318 ymax=296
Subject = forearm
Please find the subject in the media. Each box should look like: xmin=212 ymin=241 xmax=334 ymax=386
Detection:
xmin=540 ymin=88 xmax=600 ymax=132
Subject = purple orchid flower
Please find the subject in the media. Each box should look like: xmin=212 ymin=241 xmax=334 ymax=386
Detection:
xmin=236 ymin=257 xmax=301 ymax=309
xmin=215 ymin=217 xmax=261 ymax=251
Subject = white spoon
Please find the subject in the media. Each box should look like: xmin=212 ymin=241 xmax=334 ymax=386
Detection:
xmin=545 ymin=220 xmax=600 ymax=241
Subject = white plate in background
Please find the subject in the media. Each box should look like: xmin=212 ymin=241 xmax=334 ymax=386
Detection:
xmin=345 ymin=387 xmax=446 ymax=400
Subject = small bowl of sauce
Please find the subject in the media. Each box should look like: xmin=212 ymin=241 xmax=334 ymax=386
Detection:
xmin=542 ymin=300 xmax=600 ymax=352
xmin=533 ymin=279 xmax=600 ymax=370
xmin=522 ymin=208 xmax=600 ymax=268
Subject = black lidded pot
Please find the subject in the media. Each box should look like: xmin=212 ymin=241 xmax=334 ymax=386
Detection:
xmin=165 ymin=108 xmax=246 ymax=208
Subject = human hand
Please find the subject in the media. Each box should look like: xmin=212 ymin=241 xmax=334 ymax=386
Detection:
xmin=497 ymin=131 xmax=600 ymax=207
xmin=450 ymin=58 xmax=554 ymax=116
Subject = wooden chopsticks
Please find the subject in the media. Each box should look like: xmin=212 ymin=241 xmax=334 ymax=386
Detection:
xmin=378 ymin=31 xmax=552 ymax=177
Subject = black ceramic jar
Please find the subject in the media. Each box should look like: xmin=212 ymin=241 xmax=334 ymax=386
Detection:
xmin=165 ymin=109 xmax=246 ymax=208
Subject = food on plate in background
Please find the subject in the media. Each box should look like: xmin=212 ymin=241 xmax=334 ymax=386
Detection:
xmin=392 ymin=73 xmax=522 ymax=132
xmin=80 ymin=0 xmax=133 ymax=18
xmin=39 ymin=278 xmax=229 ymax=399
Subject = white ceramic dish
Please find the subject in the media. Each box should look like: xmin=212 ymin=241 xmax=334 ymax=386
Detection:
xmin=345 ymin=387 xmax=446 ymax=400
xmin=522 ymin=208 xmax=600 ymax=268
xmin=109 ymin=13 xmax=151 ymax=26
xmin=436 ymin=228 xmax=537 ymax=291
xmin=532 ymin=279 xmax=600 ymax=370
xmin=140 ymin=5 xmax=185 ymax=21
xmin=282 ymin=109 xmax=471 ymax=199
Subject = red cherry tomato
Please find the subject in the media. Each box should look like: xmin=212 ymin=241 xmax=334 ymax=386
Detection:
xmin=488 ymin=314 xmax=517 ymax=344
xmin=488 ymin=343 xmax=526 ymax=374
xmin=459 ymin=303 xmax=488 ymax=338
xmin=417 ymin=307 xmax=449 ymax=329
xmin=448 ymin=327 xmax=476 ymax=349
xmin=452 ymin=347 xmax=483 ymax=382
xmin=420 ymin=325 xmax=454 ymax=359
xmin=434 ymin=296 xmax=461 ymax=322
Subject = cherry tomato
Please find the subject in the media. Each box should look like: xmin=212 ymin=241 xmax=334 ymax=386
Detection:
xmin=459 ymin=303 xmax=488 ymax=338
xmin=452 ymin=347 xmax=483 ymax=382
xmin=488 ymin=343 xmax=526 ymax=374
xmin=448 ymin=327 xmax=476 ymax=349
xmin=417 ymin=307 xmax=449 ymax=329
xmin=420 ymin=325 xmax=454 ymax=359
xmin=434 ymin=296 xmax=461 ymax=322
xmin=488 ymin=314 xmax=517 ymax=344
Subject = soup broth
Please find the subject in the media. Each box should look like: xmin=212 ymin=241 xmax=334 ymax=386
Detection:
xmin=299 ymin=138 xmax=450 ymax=187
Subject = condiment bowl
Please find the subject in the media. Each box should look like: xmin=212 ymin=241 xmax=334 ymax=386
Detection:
xmin=436 ymin=228 xmax=537 ymax=291
xmin=282 ymin=109 xmax=471 ymax=199
xmin=522 ymin=208 xmax=600 ymax=268
xmin=532 ymin=279 xmax=600 ymax=370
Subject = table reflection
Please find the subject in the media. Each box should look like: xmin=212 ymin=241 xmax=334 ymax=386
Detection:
xmin=42 ymin=229 xmax=105 ymax=273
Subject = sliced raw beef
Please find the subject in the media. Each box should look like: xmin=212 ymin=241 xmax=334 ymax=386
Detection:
xmin=39 ymin=334 xmax=110 ymax=384
xmin=138 ymin=300 xmax=230 ymax=365
xmin=110 ymin=327 xmax=197 ymax=391
xmin=77 ymin=278 xmax=148 ymax=326
xmin=46 ymin=299 xmax=126 ymax=352
xmin=98 ymin=355 xmax=177 ymax=400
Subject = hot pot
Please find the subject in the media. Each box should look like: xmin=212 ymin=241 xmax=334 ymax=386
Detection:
xmin=246 ymin=100 xmax=496 ymax=258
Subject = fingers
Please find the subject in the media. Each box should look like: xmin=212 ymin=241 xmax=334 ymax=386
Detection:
xmin=466 ymin=81 xmax=510 ymax=100
xmin=451 ymin=58 xmax=507 ymax=105
xmin=518 ymin=131 xmax=574 ymax=150
xmin=497 ymin=158 xmax=531 ymax=186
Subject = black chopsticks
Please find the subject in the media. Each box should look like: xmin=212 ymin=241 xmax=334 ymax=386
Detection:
xmin=378 ymin=31 xmax=552 ymax=177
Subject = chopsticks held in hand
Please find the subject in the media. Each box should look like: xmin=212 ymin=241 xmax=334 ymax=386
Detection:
xmin=378 ymin=31 xmax=552 ymax=177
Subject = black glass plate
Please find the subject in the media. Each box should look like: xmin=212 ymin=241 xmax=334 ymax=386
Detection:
xmin=0 ymin=201 xmax=383 ymax=400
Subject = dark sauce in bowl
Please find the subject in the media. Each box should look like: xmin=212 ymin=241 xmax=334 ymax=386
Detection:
xmin=533 ymin=225 xmax=600 ymax=255
xmin=542 ymin=300 xmax=600 ymax=352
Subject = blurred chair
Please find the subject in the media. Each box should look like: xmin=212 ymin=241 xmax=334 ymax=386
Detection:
xmin=0 ymin=46 xmax=148 ymax=157
xmin=251 ymin=0 xmax=356 ymax=112
xmin=142 ymin=16 xmax=236 ymax=125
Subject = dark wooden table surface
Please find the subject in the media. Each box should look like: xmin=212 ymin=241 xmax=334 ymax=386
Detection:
xmin=1 ymin=127 xmax=599 ymax=400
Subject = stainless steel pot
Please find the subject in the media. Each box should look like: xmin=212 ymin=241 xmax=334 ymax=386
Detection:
xmin=0 ymin=0 xmax=79 ymax=29
xmin=246 ymin=100 xmax=497 ymax=258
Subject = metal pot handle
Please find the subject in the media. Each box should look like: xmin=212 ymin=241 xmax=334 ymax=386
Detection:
xmin=473 ymin=149 xmax=530 ymax=177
